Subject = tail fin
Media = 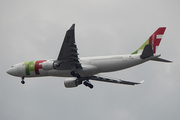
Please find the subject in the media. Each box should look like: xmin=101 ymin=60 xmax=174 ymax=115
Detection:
xmin=131 ymin=27 xmax=166 ymax=54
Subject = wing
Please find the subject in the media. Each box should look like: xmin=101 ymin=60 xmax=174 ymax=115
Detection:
xmin=56 ymin=24 xmax=82 ymax=70
xmin=89 ymin=75 xmax=144 ymax=85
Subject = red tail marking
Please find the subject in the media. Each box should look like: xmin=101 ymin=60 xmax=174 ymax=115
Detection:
xmin=149 ymin=27 xmax=166 ymax=53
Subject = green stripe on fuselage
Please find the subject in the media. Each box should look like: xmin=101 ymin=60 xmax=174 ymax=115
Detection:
xmin=23 ymin=61 xmax=36 ymax=75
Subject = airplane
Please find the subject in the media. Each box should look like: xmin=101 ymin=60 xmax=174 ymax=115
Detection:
xmin=7 ymin=24 xmax=172 ymax=89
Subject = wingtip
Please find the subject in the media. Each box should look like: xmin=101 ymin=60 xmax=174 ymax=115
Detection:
xmin=69 ymin=24 xmax=75 ymax=30
xmin=139 ymin=80 xmax=145 ymax=84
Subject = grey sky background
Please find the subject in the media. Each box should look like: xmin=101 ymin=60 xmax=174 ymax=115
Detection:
xmin=0 ymin=0 xmax=180 ymax=120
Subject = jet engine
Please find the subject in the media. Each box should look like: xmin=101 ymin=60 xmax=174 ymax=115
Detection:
xmin=42 ymin=61 xmax=60 ymax=70
xmin=64 ymin=78 xmax=79 ymax=88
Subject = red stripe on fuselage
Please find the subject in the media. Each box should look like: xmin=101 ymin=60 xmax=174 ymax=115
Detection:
xmin=35 ymin=60 xmax=46 ymax=75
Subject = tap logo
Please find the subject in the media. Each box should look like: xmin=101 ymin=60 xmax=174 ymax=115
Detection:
xmin=131 ymin=27 xmax=166 ymax=55
xmin=23 ymin=60 xmax=46 ymax=75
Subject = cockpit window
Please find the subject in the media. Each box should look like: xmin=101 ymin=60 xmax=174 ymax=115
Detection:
xmin=11 ymin=66 xmax=14 ymax=68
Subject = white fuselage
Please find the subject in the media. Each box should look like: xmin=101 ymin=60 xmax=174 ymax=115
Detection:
xmin=7 ymin=53 xmax=156 ymax=78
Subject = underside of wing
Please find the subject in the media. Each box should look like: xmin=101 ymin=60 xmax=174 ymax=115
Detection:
xmin=89 ymin=75 xmax=144 ymax=85
xmin=56 ymin=24 xmax=82 ymax=70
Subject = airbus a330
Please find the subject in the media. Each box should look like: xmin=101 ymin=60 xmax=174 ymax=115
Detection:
xmin=7 ymin=24 xmax=171 ymax=89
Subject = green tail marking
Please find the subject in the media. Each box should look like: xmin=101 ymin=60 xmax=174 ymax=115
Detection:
xmin=131 ymin=39 xmax=149 ymax=55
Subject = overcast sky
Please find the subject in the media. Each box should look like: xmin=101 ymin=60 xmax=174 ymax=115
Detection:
xmin=1 ymin=0 xmax=180 ymax=120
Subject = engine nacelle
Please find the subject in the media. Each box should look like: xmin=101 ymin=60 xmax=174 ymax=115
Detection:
xmin=64 ymin=78 xmax=79 ymax=88
xmin=42 ymin=61 xmax=59 ymax=70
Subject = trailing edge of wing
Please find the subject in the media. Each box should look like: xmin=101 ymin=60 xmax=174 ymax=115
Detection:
xmin=89 ymin=75 xmax=144 ymax=85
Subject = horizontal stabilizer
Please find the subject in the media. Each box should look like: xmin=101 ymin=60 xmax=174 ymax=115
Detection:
xmin=150 ymin=57 xmax=172 ymax=62
xmin=140 ymin=44 xmax=153 ymax=59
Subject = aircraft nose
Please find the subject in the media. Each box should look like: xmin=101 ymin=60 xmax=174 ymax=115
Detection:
xmin=7 ymin=68 xmax=13 ymax=75
xmin=6 ymin=68 xmax=18 ymax=76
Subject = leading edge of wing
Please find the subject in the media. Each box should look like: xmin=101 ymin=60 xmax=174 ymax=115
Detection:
xmin=89 ymin=75 xmax=144 ymax=85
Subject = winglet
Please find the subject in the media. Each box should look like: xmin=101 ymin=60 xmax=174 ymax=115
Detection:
xmin=133 ymin=80 xmax=144 ymax=85
xmin=69 ymin=24 xmax=75 ymax=30
xmin=139 ymin=80 xmax=145 ymax=84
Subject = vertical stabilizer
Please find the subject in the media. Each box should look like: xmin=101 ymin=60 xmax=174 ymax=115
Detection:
xmin=131 ymin=27 xmax=166 ymax=54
